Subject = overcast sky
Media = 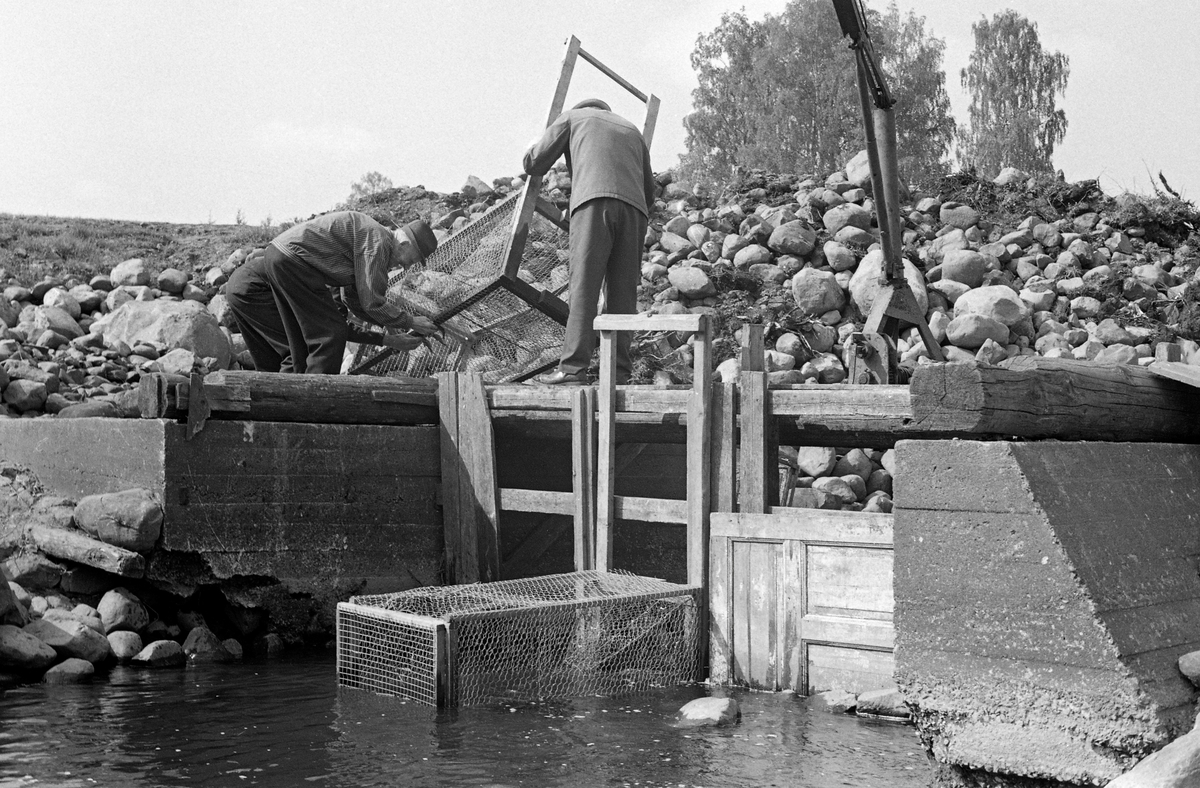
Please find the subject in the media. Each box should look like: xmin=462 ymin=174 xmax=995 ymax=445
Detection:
xmin=1 ymin=1 xmax=1196 ymax=224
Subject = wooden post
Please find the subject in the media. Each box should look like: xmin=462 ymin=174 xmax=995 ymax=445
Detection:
xmin=571 ymin=386 xmax=597 ymax=571
xmin=436 ymin=373 xmax=464 ymax=583
xmin=1156 ymin=342 xmax=1183 ymax=363
xmin=459 ymin=373 xmax=501 ymax=583
xmin=738 ymin=325 xmax=770 ymax=514
xmin=688 ymin=315 xmax=713 ymax=588
xmin=710 ymin=382 xmax=737 ymax=513
xmin=595 ymin=329 xmax=618 ymax=572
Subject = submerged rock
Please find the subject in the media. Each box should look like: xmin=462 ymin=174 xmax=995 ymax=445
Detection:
xmin=675 ymin=696 xmax=740 ymax=727
xmin=809 ymin=688 xmax=857 ymax=714
xmin=43 ymin=657 xmax=95 ymax=684
xmin=131 ymin=639 xmax=185 ymax=668
xmin=183 ymin=626 xmax=234 ymax=664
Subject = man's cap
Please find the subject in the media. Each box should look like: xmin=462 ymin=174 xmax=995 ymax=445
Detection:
xmin=572 ymin=98 xmax=611 ymax=111
xmin=398 ymin=220 xmax=438 ymax=261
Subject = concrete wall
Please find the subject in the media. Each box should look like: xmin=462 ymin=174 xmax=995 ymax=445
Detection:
xmin=0 ymin=418 xmax=167 ymax=496
xmin=894 ymin=440 xmax=1200 ymax=785
xmin=0 ymin=417 xmax=443 ymax=638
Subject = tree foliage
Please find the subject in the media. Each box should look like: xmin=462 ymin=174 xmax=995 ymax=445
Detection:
xmin=348 ymin=171 xmax=394 ymax=204
xmin=958 ymin=11 xmax=1069 ymax=177
xmin=680 ymin=1 xmax=954 ymax=189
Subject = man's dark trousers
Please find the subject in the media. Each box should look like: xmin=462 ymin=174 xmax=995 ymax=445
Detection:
xmin=225 ymin=255 xmax=292 ymax=373
xmin=261 ymin=246 xmax=348 ymax=374
xmin=561 ymin=197 xmax=646 ymax=381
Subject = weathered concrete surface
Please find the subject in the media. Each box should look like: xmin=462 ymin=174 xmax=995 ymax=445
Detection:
xmin=0 ymin=418 xmax=443 ymax=636
xmin=0 ymin=418 xmax=166 ymax=497
xmin=161 ymin=421 xmax=442 ymax=600
xmin=893 ymin=440 xmax=1200 ymax=786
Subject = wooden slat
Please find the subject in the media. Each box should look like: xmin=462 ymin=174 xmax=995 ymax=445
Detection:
xmin=642 ymin=94 xmax=661 ymax=149
xmin=910 ymin=357 xmax=1200 ymax=442
xmin=738 ymin=370 xmax=768 ymax=513
xmin=489 ymin=386 xmax=690 ymax=413
xmin=499 ymin=487 xmax=573 ymax=514
xmin=572 ymin=387 xmax=597 ymax=570
xmin=712 ymin=510 xmax=893 ymax=544
xmin=783 ymin=537 xmax=806 ymax=693
xmin=1150 ymin=360 xmax=1200 ymax=390
xmin=688 ymin=315 xmax=713 ymax=589
xmin=710 ymin=382 xmax=737 ymax=514
xmin=596 ymin=330 xmax=618 ymax=572
xmin=749 ymin=540 xmax=775 ymax=688
xmin=436 ymin=372 xmax=463 ymax=583
xmin=593 ymin=314 xmax=704 ymax=332
xmin=459 ymin=373 xmax=500 ymax=582
xmin=800 ymin=614 xmax=895 ymax=650
xmin=611 ymin=495 xmax=688 ymax=524
xmin=708 ymin=531 xmax=732 ymax=683
xmin=577 ymin=45 xmax=649 ymax=101
xmin=732 ymin=539 xmax=751 ymax=685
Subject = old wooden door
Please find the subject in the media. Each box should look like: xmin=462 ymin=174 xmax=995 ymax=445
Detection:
xmin=709 ymin=508 xmax=894 ymax=694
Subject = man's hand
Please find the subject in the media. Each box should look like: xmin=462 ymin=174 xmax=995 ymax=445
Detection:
xmin=409 ymin=315 xmax=439 ymax=337
xmin=379 ymin=333 xmax=425 ymax=352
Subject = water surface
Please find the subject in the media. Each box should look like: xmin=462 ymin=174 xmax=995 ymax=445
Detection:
xmin=0 ymin=652 xmax=933 ymax=787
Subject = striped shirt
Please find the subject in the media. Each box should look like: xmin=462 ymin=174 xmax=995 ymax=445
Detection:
xmin=270 ymin=211 xmax=410 ymax=328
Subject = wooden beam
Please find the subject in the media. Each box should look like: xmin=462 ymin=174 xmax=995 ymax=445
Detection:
xmin=613 ymin=495 xmax=688 ymax=524
xmin=174 ymin=370 xmax=438 ymax=426
xmin=910 ymin=357 xmax=1200 ymax=442
xmin=572 ymin=387 xmax=597 ymax=570
xmin=594 ymin=314 xmax=704 ymax=332
xmin=489 ymin=385 xmax=691 ymax=414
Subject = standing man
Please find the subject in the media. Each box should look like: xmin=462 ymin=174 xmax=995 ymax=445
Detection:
xmin=523 ymin=98 xmax=656 ymax=385
xmin=226 ymin=211 xmax=439 ymax=374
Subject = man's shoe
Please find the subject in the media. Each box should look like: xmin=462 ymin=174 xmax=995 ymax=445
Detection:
xmin=534 ymin=369 xmax=588 ymax=385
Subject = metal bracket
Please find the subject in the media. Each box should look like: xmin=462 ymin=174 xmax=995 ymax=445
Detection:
xmin=186 ymin=371 xmax=211 ymax=439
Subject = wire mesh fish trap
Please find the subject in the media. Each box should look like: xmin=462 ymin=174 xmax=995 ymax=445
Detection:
xmin=336 ymin=570 xmax=702 ymax=707
xmin=349 ymin=193 xmax=571 ymax=383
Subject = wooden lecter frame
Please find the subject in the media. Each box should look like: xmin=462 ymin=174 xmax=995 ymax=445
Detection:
xmin=501 ymin=35 xmax=661 ymax=282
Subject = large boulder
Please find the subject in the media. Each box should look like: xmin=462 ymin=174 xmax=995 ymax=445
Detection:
xmin=791 ymin=269 xmax=845 ymax=318
xmin=73 ymin=489 xmax=163 ymax=553
xmin=97 ymin=587 xmax=149 ymax=634
xmin=767 ymin=221 xmax=816 ymax=256
xmin=953 ymin=285 xmax=1030 ymax=327
xmin=946 ymin=314 xmax=1010 ymax=350
xmin=849 ymin=250 xmax=928 ymax=318
xmin=667 ymin=267 xmax=716 ymax=300
xmin=25 ymin=617 xmax=111 ymax=664
xmin=92 ymin=299 xmax=231 ymax=368
xmin=0 ymin=623 xmax=57 ymax=671
xmin=822 ymin=203 xmax=872 ymax=236
xmin=32 ymin=306 xmax=84 ymax=339
xmin=940 ymin=250 xmax=989 ymax=289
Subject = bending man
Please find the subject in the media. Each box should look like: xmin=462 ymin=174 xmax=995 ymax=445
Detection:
xmin=523 ymin=98 xmax=656 ymax=385
xmin=227 ymin=212 xmax=439 ymax=374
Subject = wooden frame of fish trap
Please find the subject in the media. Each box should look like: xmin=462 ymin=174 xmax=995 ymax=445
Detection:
xmin=337 ymin=313 xmax=710 ymax=706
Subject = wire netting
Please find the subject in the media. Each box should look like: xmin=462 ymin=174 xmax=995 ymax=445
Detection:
xmin=338 ymin=571 xmax=701 ymax=706
xmin=336 ymin=605 xmax=440 ymax=705
xmin=349 ymin=193 xmax=570 ymax=383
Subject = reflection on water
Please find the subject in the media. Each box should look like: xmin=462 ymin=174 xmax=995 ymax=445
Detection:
xmin=0 ymin=651 xmax=932 ymax=787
